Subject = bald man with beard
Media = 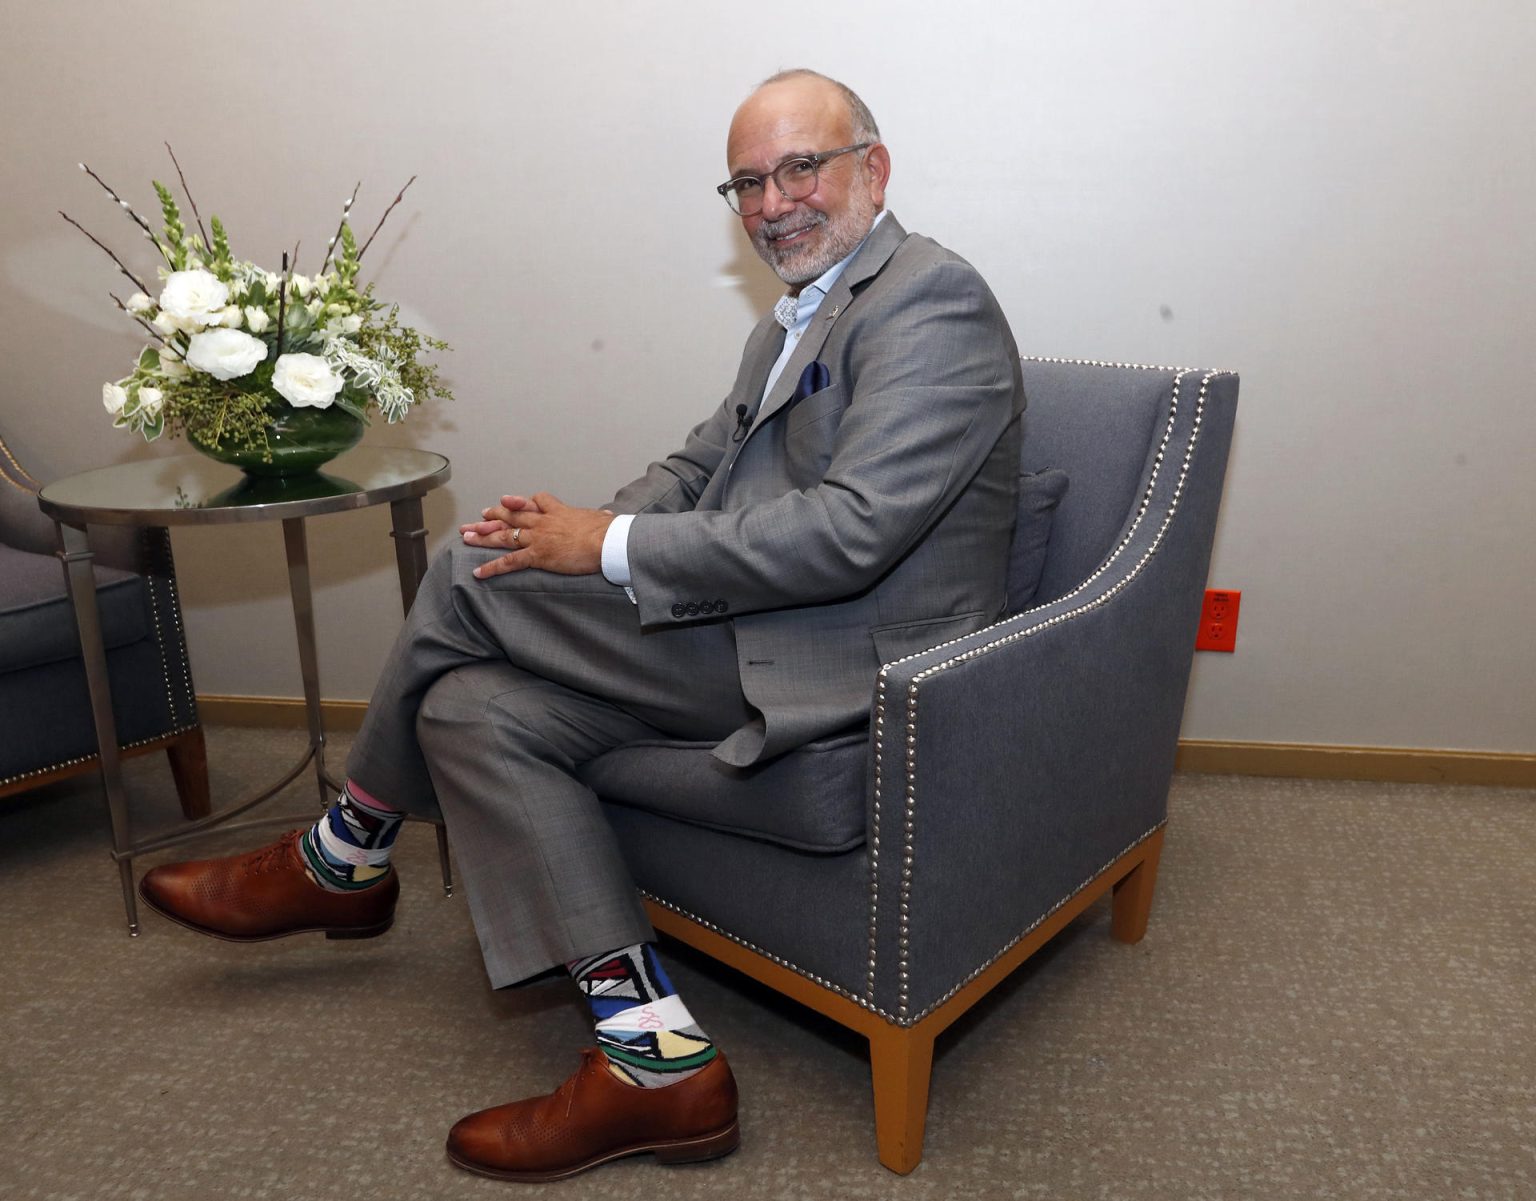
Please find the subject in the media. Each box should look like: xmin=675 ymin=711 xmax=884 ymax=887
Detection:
xmin=138 ymin=69 xmax=1023 ymax=1182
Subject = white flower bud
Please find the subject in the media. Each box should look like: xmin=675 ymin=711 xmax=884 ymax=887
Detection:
xmin=217 ymin=305 xmax=244 ymax=327
xmin=126 ymin=292 xmax=154 ymax=314
xmin=102 ymin=382 xmax=129 ymax=415
xmin=290 ymin=273 xmax=313 ymax=298
xmin=244 ymin=306 xmax=270 ymax=333
xmin=137 ymin=387 xmax=164 ymax=417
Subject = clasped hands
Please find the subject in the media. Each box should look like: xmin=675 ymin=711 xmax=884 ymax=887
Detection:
xmin=459 ymin=493 xmax=615 ymax=579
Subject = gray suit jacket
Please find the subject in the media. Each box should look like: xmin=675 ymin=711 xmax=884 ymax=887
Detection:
xmin=607 ymin=215 xmax=1024 ymax=766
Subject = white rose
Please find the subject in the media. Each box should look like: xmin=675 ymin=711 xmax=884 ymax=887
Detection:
xmin=217 ymin=305 xmax=244 ymax=327
xmin=137 ymin=387 xmax=164 ymax=417
xmin=102 ymin=382 xmax=129 ymax=415
xmin=185 ymin=328 xmax=268 ymax=380
xmin=126 ymin=291 xmax=154 ymax=314
xmin=244 ymin=306 xmax=270 ymax=333
xmin=272 ymin=353 xmax=344 ymax=409
xmin=159 ymin=269 xmax=230 ymax=327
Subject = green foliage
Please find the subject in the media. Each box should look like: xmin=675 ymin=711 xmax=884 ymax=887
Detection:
xmin=336 ymin=222 xmax=361 ymax=289
xmin=209 ymin=215 xmax=233 ymax=280
xmin=355 ymin=302 xmax=455 ymax=409
xmin=152 ymin=181 xmax=189 ymax=270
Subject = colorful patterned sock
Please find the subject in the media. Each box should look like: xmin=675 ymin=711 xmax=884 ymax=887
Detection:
xmin=300 ymin=780 xmax=403 ymax=893
xmin=568 ymin=944 xmax=718 ymax=1087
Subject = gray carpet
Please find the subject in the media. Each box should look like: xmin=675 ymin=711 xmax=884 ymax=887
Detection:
xmin=1 ymin=727 xmax=1532 ymax=1200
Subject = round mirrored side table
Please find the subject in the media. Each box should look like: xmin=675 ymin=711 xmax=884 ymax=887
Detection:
xmin=38 ymin=447 xmax=453 ymax=933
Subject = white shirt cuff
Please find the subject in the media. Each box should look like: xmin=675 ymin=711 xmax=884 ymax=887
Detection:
xmin=601 ymin=513 xmax=635 ymax=589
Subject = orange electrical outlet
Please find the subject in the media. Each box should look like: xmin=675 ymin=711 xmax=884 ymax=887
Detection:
xmin=1195 ymin=589 xmax=1240 ymax=652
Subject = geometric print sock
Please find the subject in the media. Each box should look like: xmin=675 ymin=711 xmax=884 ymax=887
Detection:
xmin=567 ymin=944 xmax=718 ymax=1088
xmin=299 ymin=780 xmax=403 ymax=894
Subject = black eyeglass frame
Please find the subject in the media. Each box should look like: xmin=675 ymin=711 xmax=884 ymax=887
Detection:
xmin=715 ymin=142 xmax=873 ymax=215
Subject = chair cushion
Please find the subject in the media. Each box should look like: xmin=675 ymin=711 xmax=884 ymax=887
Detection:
xmin=584 ymin=730 xmax=868 ymax=853
xmin=0 ymin=543 xmax=150 ymax=673
xmin=1004 ymin=468 xmax=1070 ymax=615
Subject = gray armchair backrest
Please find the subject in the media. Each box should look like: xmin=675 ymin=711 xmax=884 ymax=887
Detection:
xmin=1020 ymin=358 xmax=1199 ymax=606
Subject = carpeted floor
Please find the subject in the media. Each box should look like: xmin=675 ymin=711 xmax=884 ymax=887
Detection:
xmin=1 ymin=726 xmax=1532 ymax=1200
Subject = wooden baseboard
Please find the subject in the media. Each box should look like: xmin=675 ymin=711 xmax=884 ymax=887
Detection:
xmin=195 ymin=696 xmax=1535 ymax=789
xmin=1174 ymin=739 xmax=1535 ymax=788
xmin=197 ymin=694 xmax=370 ymax=732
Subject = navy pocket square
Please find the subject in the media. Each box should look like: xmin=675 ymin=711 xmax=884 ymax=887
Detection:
xmin=791 ymin=360 xmax=831 ymax=404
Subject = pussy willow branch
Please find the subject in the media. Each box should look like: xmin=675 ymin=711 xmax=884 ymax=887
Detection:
xmin=163 ymin=143 xmax=211 ymax=251
xmin=318 ymin=181 xmax=360 ymax=275
xmin=357 ymin=175 xmax=416 ymax=261
xmin=78 ymin=162 xmax=170 ymax=264
xmin=59 ymin=210 xmax=153 ymax=295
xmin=275 ymin=252 xmax=289 ymax=357
xmin=109 ymin=292 xmax=172 ymax=348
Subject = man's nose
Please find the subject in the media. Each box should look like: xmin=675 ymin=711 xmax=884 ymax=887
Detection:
xmin=759 ymin=175 xmax=797 ymax=220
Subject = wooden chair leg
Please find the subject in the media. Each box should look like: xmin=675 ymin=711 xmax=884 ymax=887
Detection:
xmin=165 ymin=726 xmax=210 ymax=819
xmin=1111 ymin=826 xmax=1165 ymax=944
xmin=868 ymin=1023 xmax=936 ymax=1174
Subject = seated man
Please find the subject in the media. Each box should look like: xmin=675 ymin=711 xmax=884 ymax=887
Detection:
xmin=140 ymin=68 xmax=1024 ymax=1183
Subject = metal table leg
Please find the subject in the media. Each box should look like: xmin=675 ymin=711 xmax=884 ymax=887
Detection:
xmin=55 ymin=521 xmax=140 ymax=935
xmin=388 ymin=495 xmax=454 ymax=898
xmin=281 ymin=516 xmax=337 ymax=806
xmin=388 ymin=495 xmax=428 ymax=616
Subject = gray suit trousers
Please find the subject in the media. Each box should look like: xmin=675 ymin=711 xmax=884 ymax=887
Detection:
xmin=345 ymin=542 xmax=751 ymax=988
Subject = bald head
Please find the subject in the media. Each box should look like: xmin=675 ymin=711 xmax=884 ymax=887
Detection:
xmin=725 ymin=71 xmax=891 ymax=290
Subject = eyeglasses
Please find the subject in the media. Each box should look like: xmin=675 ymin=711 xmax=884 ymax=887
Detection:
xmin=716 ymin=143 xmax=872 ymax=216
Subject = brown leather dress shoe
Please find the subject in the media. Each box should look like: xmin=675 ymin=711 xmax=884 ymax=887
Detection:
xmin=446 ymin=1048 xmax=739 ymax=1182
xmin=138 ymin=829 xmax=398 ymax=942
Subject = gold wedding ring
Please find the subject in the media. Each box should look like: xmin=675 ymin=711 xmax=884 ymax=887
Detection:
xmin=511 ymin=527 xmax=522 ymax=546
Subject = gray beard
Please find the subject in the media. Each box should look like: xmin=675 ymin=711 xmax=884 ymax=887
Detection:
xmin=751 ymin=194 xmax=878 ymax=287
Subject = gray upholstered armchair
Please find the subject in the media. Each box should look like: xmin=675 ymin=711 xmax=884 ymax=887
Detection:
xmin=0 ymin=426 xmax=208 ymax=816
xmin=582 ymin=357 xmax=1239 ymax=1172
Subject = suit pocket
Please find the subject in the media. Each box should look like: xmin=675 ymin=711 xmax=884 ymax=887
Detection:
xmin=785 ymin=382 xmax=847 ymax=438
xmin=870 ymin=610 xmax=987 ymax=665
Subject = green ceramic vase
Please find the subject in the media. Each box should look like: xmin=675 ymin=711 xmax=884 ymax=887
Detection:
xmin=188 ymin=403 xmax=365 ymax=478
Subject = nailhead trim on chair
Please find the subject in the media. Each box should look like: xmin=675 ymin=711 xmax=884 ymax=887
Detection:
xmin=0 ymin=726 xmax=199 ymax=791
xmin=876 ymin=361 xmax=1231 ymax=1019
xmin=642 ymin=891 xmax=890 ymax=1016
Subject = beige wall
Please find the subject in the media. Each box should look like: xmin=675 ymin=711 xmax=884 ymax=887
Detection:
xmin=3 ymin=1 xmax=1532 ymax=752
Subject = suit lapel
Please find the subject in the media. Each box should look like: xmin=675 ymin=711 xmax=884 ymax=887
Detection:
xmin=748 ymin=214 xmax=909 ymax=434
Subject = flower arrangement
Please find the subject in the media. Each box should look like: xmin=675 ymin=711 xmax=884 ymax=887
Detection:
xmin=63 ymin=147 xmax=451 ymax=462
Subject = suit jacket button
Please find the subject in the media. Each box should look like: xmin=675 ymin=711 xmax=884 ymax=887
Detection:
xmin=685 ymin=601 xmax=700 ymax=616
xmin=699 ymin=600 xmax=716 ymax=615
xmin=671 ymin=603 xmax=686 ymax=618
xmin=716 ymin=599 xmax=729 ymax=614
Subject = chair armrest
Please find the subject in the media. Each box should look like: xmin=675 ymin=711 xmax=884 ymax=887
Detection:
xmin=861 ymin=368 xmax=1238 ymax=1022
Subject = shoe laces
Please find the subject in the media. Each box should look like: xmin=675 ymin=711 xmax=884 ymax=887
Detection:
xmin=251 ymin=830 xmax=302 ymax=875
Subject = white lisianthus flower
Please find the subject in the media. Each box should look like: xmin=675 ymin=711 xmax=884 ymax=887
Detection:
xmin=159 ymin=269 xmax=230 ymax=328
xmin=290 ymin=273 xmax=313 ymax=298
xmin=102 ymin=382 xmax=129 ymax=415
xmin=126 ymin=292 xmax=154 ymax=314
xmin=244 ymin=306 xmax=270 ymax=333
xmin=186 ymin=328 xmax=268 ymax=380
xmin=217 ymin=305 xmax=244 ymax=327
xmin=137 ymin=387 xmax=164 ymax=418
xmin=341 ymin=313 xmax=363 ymax=334
xmin=272 ymin=353 xmax=344 ymax=409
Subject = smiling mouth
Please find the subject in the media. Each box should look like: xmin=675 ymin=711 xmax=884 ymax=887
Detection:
xmin=769 ymin=225 xmax=816 ymax=246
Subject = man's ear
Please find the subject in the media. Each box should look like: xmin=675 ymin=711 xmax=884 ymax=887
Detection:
xmin=863 ymin=142 xmax=891 ymax=207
